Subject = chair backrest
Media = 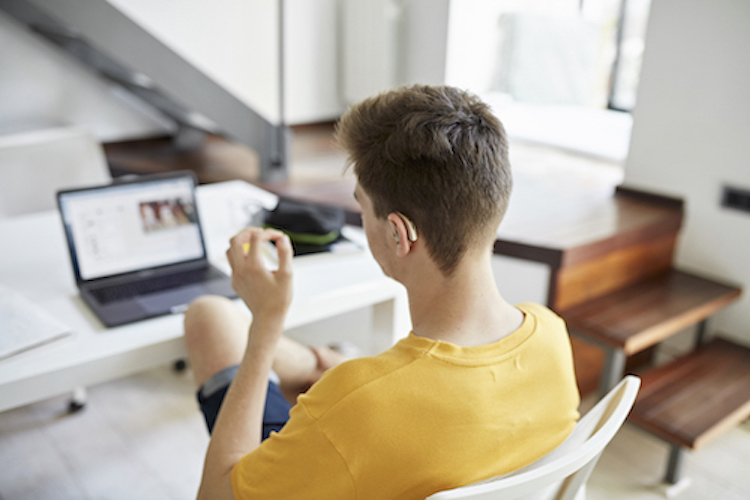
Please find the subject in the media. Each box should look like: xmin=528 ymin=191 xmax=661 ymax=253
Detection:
xmin=0 ymin=127 xmax=111 ymax=217
xmin=426 ymin=375 xmax=641 ymax=500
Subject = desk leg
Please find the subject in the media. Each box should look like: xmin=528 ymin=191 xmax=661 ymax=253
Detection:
xmin=599 ymin=348 xmax=627 ymax=398
xmin=68 ymin=386 xmax=87 ymax=412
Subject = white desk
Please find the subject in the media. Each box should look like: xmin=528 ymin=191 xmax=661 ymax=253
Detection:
xmin=0 ymin=181 xmax=408 ymax=413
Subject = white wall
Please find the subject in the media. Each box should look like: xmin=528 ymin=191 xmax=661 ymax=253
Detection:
xmin=400 ymin=0 xmax=450 ymax=86
xmin=0 ymin=10 xmax=169 ymax=141
xmin=284 ymin=0 xmax=342 ymax=124
xmin=624 ymin=0 xmax=750 ymax=343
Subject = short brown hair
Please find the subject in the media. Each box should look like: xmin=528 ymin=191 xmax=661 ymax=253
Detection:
xmin=335 ymin=85 xmax=512 ymax=276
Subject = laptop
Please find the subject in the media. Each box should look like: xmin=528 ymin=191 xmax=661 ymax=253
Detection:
xmin=57 ymin=171 xmax=236 ymax=327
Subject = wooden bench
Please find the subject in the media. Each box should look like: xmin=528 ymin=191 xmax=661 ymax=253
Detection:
xmin=559 ymin=268 xmax=741 ymax=396
xmin=629 ymin=338 xmax=750 ymax=484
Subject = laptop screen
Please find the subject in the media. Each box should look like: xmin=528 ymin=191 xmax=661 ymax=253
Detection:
xmin=58 ymin=174 xmax=206 ymax=281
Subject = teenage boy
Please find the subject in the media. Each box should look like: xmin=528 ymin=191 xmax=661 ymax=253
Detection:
xmin=184 ymin=85 xmax=580 ymax=499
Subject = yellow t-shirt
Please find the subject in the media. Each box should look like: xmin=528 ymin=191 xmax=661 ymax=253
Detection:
xmin=232 ymin=303 xmax=580 ymax=499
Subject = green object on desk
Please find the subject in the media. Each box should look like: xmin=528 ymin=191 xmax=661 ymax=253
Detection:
xmin=266 ymin=227 xmax=340 ymax=247
xmin=263 ymin=197 xmax=345 ymax=255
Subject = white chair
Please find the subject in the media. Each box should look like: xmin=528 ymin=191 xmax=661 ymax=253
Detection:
xmin=0 ymin=126 xmax=111 ymax=217
xmin=427 ymin=375 xmax=641 ymax=500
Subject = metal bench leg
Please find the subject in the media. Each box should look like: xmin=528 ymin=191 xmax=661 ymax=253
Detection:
xmin=599 ymin=348 xmax=627 ymax=398
xmin=660 ymin=445 xmax=693 ymax=497
xmin=665 ymin=445 xmax=685 ymax=484
xmin=694 ymin=319 xmax=708 ymax=347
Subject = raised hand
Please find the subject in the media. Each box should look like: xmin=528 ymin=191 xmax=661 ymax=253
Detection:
xmin=226 ymin=227 xmax=294 ymax=325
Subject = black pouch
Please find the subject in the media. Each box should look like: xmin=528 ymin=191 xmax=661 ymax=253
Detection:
xmin=264 ymin=198 xmax=345 ymax=255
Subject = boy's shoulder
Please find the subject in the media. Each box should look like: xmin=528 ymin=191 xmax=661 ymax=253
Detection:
xmin=298 ymin=342 xmax=418 ymax=418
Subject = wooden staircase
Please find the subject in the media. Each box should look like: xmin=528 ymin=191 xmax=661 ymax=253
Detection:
xmin=535 ymin=188 xmax=745 ymax=486
xmin=493 ymin=185 xmax=690 ymax=396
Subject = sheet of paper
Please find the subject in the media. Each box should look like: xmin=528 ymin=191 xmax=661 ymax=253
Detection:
xmin=0 ymin=284 xmax=71 ymax=360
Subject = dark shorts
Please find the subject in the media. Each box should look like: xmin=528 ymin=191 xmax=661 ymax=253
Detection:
xmin=197 ymin=365 xmax=292 ymax=441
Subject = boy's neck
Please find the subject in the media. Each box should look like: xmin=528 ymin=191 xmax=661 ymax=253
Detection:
xmin=405 ymin=250 xmax=524 ymax=347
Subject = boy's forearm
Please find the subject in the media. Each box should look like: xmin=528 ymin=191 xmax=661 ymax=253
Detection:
xmin=197 ymin=314 xmax=286 ymax=500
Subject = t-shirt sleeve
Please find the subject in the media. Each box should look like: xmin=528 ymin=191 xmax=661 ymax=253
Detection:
xmin=231 ymin=401 xmax=356 ymax=499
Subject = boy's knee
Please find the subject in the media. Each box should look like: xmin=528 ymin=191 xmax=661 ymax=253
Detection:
xmin=184 ymin=295 xmax=235 ymax=340
xmin=186 ymin=294 xmax=234 ymax=314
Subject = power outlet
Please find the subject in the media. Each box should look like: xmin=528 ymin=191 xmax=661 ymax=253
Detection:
xmin=721 ymin=185 xmax=750 ymax=214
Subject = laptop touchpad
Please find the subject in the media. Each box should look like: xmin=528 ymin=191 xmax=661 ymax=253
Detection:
xmin=136 ymin=285 xmax=206 ymax=314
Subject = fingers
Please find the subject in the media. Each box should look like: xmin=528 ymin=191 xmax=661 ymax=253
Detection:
xmin=227 ymin=227 xmax=294 ymax=320
xmin=246 ymin=229 xmax=264 ymax=265
xmin=227 ymin=227 xmax=292 ymax=273
xmin=269 ymin=231 xmax=293 ymax=275
xmin=226 ymin=231 xmax=248 ymax=272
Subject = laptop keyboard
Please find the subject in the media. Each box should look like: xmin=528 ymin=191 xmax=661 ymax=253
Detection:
xmin=90 ymin=268 xmax=212 ymax=304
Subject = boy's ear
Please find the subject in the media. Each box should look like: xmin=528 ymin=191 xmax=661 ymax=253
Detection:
xmin=387 ymin=213 xmax=413 ymax=257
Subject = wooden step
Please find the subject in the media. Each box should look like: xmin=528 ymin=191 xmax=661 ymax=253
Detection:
xmin=104 ymin=134 xmax=262 ymax=184
xmin=629 ymin=337 xmax=750 ymax=450
xmin=559 ymin=268 xmax=741 ymax=397
xmin=560 ymin=269 xmax=741 ymax=356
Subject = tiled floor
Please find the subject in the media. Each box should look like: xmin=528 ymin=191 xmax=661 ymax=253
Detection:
xmin=1 ymin=358 xmax=748 ymax=499
xmin=0 ymin=368 xmax=207 ymax=500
